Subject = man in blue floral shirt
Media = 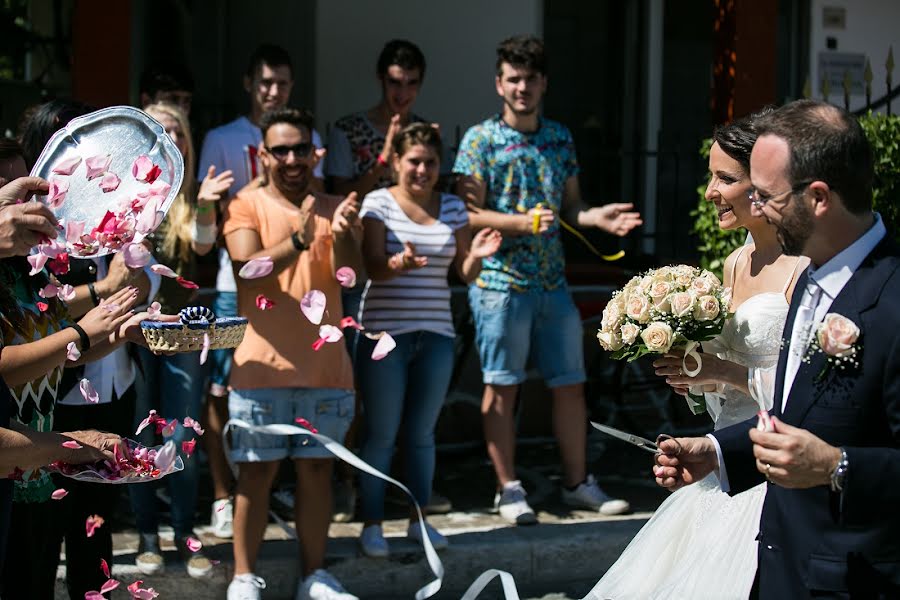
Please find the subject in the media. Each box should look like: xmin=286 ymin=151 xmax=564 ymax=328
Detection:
xmin=453 ymin=35 xmax=642 ymax=525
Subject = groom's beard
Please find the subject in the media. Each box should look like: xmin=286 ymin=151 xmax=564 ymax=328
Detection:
xmin=777 ymin=200 xmax=814 ymax=256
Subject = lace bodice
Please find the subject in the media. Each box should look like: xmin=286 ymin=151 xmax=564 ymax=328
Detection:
xmin=702 ymin=292 xmax=789 ymax=430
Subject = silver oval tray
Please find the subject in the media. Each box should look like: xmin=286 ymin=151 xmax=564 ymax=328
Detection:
xmin=29 ymin=105 xmax=184 ymax=258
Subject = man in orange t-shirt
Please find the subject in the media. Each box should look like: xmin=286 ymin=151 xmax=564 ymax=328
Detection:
xmin=222 ymin=107 xmax=363 ymax=600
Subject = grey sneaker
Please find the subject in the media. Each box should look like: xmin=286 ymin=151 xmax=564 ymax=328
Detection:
xmin=493 ymin=480 xmax=538 ymax=525
xmin=561 ymin=475 xmax=631 ymax=515
xmin=426 ymin=490 xmax=453 ymax=514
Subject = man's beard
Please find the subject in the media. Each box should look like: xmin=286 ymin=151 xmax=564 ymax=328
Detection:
xmin=504 ymin=96 xmax=537 ymax=116
xmin=777 ymin=200 xmax=814 ymax=256
xmin=272 ymin=167 xmax=310 ymax=196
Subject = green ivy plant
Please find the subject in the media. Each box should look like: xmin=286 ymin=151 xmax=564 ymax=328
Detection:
xmin=692 ymin=112 xmax=900 ymax=279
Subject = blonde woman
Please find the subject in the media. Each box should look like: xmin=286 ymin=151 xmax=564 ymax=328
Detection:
xmin=129 ymin=102 xmax=234 ymax=578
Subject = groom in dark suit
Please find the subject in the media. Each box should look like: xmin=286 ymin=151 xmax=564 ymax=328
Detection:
xmin=654 ymin=99 xmax=900 ymax=598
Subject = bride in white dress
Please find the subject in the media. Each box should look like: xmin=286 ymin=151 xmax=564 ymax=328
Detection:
xmin=585 ymin=112 xmax=808 ymax=600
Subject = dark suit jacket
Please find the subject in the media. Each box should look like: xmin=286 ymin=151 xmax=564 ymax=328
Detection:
xmin=713 ymin=235 xmax=900 ymax=599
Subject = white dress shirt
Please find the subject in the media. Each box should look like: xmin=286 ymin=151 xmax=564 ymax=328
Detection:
xmin=712 ymin=213 xmax=886 ymax=492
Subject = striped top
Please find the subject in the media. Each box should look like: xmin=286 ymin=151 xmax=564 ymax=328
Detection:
xmin=359 ymin=189 xmax=469 ymax=337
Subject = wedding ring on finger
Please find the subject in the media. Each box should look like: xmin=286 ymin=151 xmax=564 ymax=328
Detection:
xmin=765 ymin=462 xmax=773 ymax=482
xmin=678 ymin=367 xmax=684 ymax=377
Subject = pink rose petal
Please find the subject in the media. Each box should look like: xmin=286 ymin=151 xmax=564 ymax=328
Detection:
xmin=161 ymin=419 xmax=178 ymax=437
xmin=127 ymin=580 xmax=159 ymax=600
xmin=176 ymin=276 xmax=199 ymax=289
xmin=66 ymin=341 xmax=81 ymax=361
xmin=238 ymin=257 xmax=274 ymax=279
xmin=122 ymin=242 xmax=151 ymax=268
xmin=339 ymin=316 xmax=364 ymax=330
xmin=199 ymin=332 xmax=210 ymax=365
xmin=36 ymin=301 xmax=49 ymax=313
xmin=39 ymin=283 xmax=58 ymax=298
xmin=311 ymin=337 xmax=327 ymax=352
xmin=84 ymin=592 xmax=105 ymax=600
xmin=182 ymin=439 xmax=197 ymax=457
xmin=100 ymin=578 xmax=120 ymax=594
xmin=256 ymin=294 xmax=276 ymax=310
xmin=300 ymin=290 xmax=326 ymax=325
xmin=100 ymin=558 xmax=110 ymax=578
xmin=148 ymin=179 xmax=171 ymax=197
xmin=51 ymin=488 xmax=68 ymax=500
xmin=153 ymin=442 xmax=176 ymax=472
xmin=319 ymin=324 xmax=343 ymax=343
xmin=150 ymin=264 xmax=177 ymax=278
xmin=27 ymin=253 xmax=49 ymax=275
xmin=80 ymin=378 xmax=99 ymax=404
xmin=85 ymin=514 xmax=105 ymax=537
xmin=85 ymin=154 xmax=112 ymax=180
xmin=47 ymin=178 xmax=69 ymax=208
xmin=147 ymin=301 xmax=162 ymax=319
xmin=65 ymin=220 xmax=85 ymax=244
xmin=371 ymin=333 xmax=397 ymax=360
xmin=135 ymin=410 xmax=166 ymax=435
xmin=336 ymin=266 xmax=357 ymax=288
xmin=131 ymin=155 xmax=157 ymax=183
xmin=52 ymin=155 xmax=82 ymax=176
xmin=135 ymin=206 xmax=164 ymax=235
xmin=62 ymin=440 xmax=83 ymax=450
xmin=99 ymin=172 xmax=121 ymax=192
xmin=59 ymin=284 xmax=76 ymax=302
xmin=295 ymin=417 xmax=318 ymax=433
xmin=185 ymin=536 xmax=202 ymax=552
xmin=183 ymin=417 xmax=204 ymax=436
xmin=39 ymin=238 xmax=66 ymax=258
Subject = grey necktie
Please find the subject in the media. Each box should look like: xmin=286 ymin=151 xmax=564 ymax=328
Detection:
xmin=782 ymin=281 xmax=823 ymax=411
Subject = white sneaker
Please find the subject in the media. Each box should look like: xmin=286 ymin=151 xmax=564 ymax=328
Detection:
xmin=358 ymin=524 xmax=389 ymax=558
xmin=332 ymin=479 xmax=356 ymax=523
xmin=295 ymin=569 xmax=358 ymax=600
xmin=211 ymin=497 xmax=234 ymax=539
xmin=493 ymin=480 xmax=538 ymax=525
xmin=407 ymin=521 xmax=448 ymax=550
xmin=227 ymin=573 xmax=266 ymax=600
xmin=561 ymin=474 xmax=631 ymax=515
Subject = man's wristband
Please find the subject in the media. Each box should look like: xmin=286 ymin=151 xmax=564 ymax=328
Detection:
xmin=196 ymin=203 xmax=214 ymax=215
xmin=70 ymin=323 xmax=90 ymax=351
xmin=290 ymin=231 xmax=307 ymax=252
xmin=376 ymin=155 xmax=389 ymax=169
xmin=87 ymin=282 xmax=100 ymax=306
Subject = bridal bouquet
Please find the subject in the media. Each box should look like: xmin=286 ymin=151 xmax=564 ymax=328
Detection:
xmin=596 ymin=265 xmax=731 ymax=414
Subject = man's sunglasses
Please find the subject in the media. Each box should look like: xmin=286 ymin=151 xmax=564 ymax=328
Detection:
xmin=265 ymin=143 xmax=313 ymax=160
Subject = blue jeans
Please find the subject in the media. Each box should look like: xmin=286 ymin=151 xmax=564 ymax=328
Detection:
xmin=208 ymin=291 xmax=237 ymax=396
xmin=357 ymin=331 xmax=454 ymax=521
xmin=129 ymin=347 xmax=208 ymax=537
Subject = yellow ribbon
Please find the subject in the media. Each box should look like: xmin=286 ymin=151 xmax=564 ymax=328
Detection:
xmin=530 ymin=203 xmax=625 ymax=262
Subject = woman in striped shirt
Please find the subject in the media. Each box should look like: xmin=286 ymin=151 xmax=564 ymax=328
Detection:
xmin=356 ymin=123 xmax=501 ymax=557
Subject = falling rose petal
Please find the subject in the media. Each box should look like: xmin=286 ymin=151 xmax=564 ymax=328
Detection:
xmin=238 ymin=257 xmax=274 ymax=279
xmin=182 ymin=439 xmax=197 ymax=457
xmin=319 ymin=324 xmax=343 ymax=343
xmin=100 ymin=558 xmax=110 ymax=578
xmin=84 ymin=592 xmax=105 ymax=600
xmin=183 ymin=417 xmax=204 ymax=436
xmin=335 ymin=266 xmax=357 ymax=288
xmin=122 ymin=242 xmax=151 ymax=268
xmin=135 ymin=410 xmax=166 ymax=435
xmin=255 ymin=294 xmax=276 ymax=310
xmin=295 ymin=417 xmax=319 ymax=433
xmin=100 ymin=578 xmax=120 ymax=594
xmin=85 ymin=514 xmax=105 ymax=537
xmin=154 ymin=441 xmax=177 ymax=472
xmin=52 ymin=155 xmax=82 ymax=175
xmin=200 ymin=333 xmax=210 ymax=365
xmin=99 ymin=172 xmax=121 ymax=192
xmin=311 ymin=338 xmax=327 ymax=352
xmin=150 ymin=264 xmax=177 ymax=278
xmin=339 ymin=316 xmax=364 ymax=330
xmin=299 ymin=290 xmax=327 ymax=325
xmin=47 ymin=178 xmax=69 ymax=208
xmin=51 ymin=488 xmax=68 ymax=500
xmin=62 ymin=440 xmax=83 ymax=449
xmin=186 ymin=537 xmax=202 ymax=552
xmin=39 ymin=283 xmax=58 ymax=298
xmin=161 ymin=419 xmax=178 ymax=437
xmin=371 ymin=333 xmax=397 ymax=361
xmin=36 ymin=301 xmax=49 ymax=313
xmin=47 ymin=253 xmax=70 ymax=275
xmin=65 ymin=220 xmax=85 ymax=244
xmin=85 ymin=154 xmax=112 ymax=180
xmin=80 ymin=378 xmax=100 ymax=404
xmin=27 ymin=253 xmax=49 ymax=275
xmin=146 ymin=301 xmax=162 ymax=320
xmin=59 ymin=284 xmax=76 ymax=302
xmin=176 ymin=276 xmax=199 ymax=289
xmin=127 ymin=581 xmax=159 ymax=600
xmin=66 ymin=341 xmax=81 ymax=362
xmin=39 ymin=237 xmax=66 ymax=258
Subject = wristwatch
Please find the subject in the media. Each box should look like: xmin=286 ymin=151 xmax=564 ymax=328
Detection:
xmin=830 ymin=447 xmax=849 ymax=492
xmin=290 ymin=231 xmax=307 ymax=252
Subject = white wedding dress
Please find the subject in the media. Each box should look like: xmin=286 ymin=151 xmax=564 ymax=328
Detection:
xmin=585 ymin=278 xmax=793 ymax=599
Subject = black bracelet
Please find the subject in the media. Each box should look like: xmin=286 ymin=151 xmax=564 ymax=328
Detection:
xmin=87 ymin=282 xmax=100 ymax=306
xmin=70 ymin=323 xmax=90 ymax=351
xmin=290 ymin=231 xmax=307 ymax=252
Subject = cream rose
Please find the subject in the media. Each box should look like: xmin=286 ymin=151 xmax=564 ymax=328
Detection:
xmin=668 ymin=291 xmax=695 ymax=318
xmin=637 ymin=275 xmax=654 ymax=292
xmin=640 ymin=322 xmax=674 ymax=353
xmin=691 ymin=276 xmax=713 ymax=296
xmin=597 ymin=329 xmax=624 ymax=351
xmin=602 ymin=300 xmax=624 ymax=330
xmin=625 ymin=293 xmax=651 ymax=323
xmin=693 ymin=295 xmax=720 ymax=321
xmin=816 ymin=313 xmax=860 ymax=356
xmin=620 ymin=322 xmax=641 ymax=345
xmin=649 ymin=281 xmax=673 ymax=309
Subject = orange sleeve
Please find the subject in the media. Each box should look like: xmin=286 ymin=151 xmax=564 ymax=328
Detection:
xmin=221 ymin=193 xmax=257 ymax=237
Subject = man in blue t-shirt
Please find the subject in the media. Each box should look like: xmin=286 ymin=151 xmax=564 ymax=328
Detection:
xmin=453 ymin=35 xmax=642 ymax=525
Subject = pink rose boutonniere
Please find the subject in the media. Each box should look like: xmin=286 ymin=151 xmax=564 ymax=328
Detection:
xmin=806 ymin=313 xmax=862 ymax=380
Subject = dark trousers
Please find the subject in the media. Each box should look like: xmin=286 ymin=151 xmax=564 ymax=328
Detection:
xmin=1 ymin=390 xmax=133 ymax=600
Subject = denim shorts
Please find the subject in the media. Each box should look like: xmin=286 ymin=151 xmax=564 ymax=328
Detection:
xmin=228 ymin=387 xmax=355 ymax=462
xmin=468 ymin=285 xmax=586 ymax=388
xmin=208 ymin=292 xmax=237 ymax=396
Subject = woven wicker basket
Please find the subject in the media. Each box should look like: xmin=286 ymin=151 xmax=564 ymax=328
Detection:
xmin=141 ymin=306 xmax=247 ymax=353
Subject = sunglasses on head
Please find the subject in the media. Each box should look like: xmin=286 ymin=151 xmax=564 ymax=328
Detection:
xmin=265 ymin=143 xmax=313 ymax=160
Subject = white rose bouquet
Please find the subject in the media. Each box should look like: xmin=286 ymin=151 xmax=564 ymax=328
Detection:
xmin=597 ymin=265 xmax=732 ymax=414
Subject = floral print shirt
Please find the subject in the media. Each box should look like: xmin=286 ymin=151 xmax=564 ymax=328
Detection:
xmin=452 ymin=115 xmax=579 ymax=292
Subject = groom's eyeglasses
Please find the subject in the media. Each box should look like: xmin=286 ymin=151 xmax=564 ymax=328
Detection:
xmin=748 ymin=181 xmax=813 ymax=208
xmin=265 ymin=143 xmax=314 ymax=160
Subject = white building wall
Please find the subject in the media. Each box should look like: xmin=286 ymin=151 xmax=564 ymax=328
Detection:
xmin=809 ymin=0 xmax=900 ymax=112
xmin=314 ymin=0 xmax=542 ymax=148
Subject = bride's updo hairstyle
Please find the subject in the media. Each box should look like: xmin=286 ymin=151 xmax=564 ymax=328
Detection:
xmin=712 ymin=106 xmax=775 ymax=173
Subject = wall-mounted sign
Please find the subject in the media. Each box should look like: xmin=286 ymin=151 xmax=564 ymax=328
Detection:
xmin=823 ymin=6 xmax=847 ymax=30
xmin=818 ymin=52 xmax=866 ymax=94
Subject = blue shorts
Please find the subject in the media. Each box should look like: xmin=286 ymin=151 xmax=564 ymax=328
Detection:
xmin=228 ymin=387 xmax=355 ymax=462
xmin=208 ymin=292 xmax=237 ymax=396
xmin=468 ymin=285 xmax=586 ymax=388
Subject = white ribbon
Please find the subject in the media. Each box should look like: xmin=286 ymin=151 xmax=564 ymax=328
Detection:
xmin=223 ymin=419 xmax=444 ymax=600
xmin=460 ymin=569 xmax=523 ymax=600
xmin=681 ymin=341 xmax=703 ymax=377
